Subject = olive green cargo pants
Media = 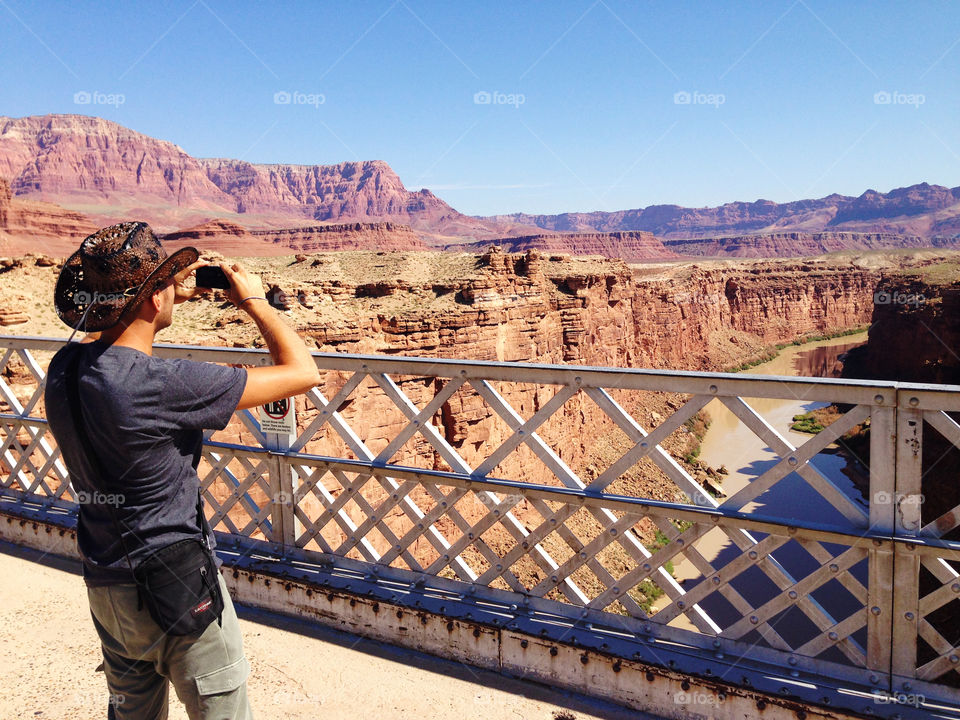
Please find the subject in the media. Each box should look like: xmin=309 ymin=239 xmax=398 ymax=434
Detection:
xmin=86 ymin=572 xmax=253 ymax=719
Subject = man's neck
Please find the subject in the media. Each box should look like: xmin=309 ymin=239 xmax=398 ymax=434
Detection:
xmin=97 ymin=321 xmax=157 ymax=355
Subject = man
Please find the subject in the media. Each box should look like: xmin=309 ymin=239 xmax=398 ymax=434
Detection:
xmin=44 ymin=222 xmax=321 ymax=719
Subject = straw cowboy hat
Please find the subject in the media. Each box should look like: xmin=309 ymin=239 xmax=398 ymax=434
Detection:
xmin=54 ymin=221 xmax=198 ymax=331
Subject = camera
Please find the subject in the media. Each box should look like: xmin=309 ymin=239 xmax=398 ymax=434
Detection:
xmin=195 ymin=265 xmax=231 ymax=289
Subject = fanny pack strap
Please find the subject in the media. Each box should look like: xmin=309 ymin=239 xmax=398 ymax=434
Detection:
xmin=62 ymin=344 xmax=213 ymax=575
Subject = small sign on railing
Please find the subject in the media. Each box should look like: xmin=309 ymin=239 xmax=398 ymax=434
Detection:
xmin=260 ymin=398 xmax=296 ymax=436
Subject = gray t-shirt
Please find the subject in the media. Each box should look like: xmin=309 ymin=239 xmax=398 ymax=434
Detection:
xmin=45 ymin=340 xmax=247 ymax=586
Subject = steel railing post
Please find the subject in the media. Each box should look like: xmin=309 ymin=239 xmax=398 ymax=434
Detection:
xmin=891 ymin=394 xmax=924 ymax=694
xmin=866 ymin=403 xmax=895 ymax=691
xmin=264 ymin=424 xmax=298 ymax=548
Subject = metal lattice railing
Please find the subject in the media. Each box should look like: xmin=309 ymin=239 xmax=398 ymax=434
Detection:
xmin=2 ymin=335 xmax=959 ymax=718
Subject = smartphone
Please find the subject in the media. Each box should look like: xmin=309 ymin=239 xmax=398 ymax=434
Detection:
xmin=195 ymin=265 xmax=231 ymax=289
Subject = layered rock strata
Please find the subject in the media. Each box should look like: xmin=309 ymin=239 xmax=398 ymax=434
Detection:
xmin=445 ymin=231 xmax=680 ymax=262
xmin=663 ymin=232 xmax=960 ymax=258
xmin=161 ymin=219 xmax=426 ymax=255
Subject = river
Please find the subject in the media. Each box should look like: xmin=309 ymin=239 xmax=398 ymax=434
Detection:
xmin=667 ymin=331 xmax=870 ymax=642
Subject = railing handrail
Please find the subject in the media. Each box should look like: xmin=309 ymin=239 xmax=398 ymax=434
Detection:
xmin=5 ymin=333 xmax=959 ymax=397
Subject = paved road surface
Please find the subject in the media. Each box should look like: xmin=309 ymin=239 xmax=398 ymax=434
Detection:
xmin=0 ymin=541 xmax=657 ymax=720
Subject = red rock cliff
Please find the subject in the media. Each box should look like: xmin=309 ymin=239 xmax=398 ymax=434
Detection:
xmin=161 ymin=219 xmax=426 ymax=255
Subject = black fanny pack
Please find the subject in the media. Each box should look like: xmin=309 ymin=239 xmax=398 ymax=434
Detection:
xmin=64 ymin=346 xmax=224 ymax=636
xmin=133 ymin=534 xmax=224 ymax=635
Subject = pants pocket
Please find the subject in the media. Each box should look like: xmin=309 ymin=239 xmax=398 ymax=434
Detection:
xmin=194 ymin=656 xmax=250 ymax=696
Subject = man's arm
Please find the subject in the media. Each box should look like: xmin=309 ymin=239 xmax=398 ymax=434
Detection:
xmin=220 ymin=263 xmax=321 ymax=410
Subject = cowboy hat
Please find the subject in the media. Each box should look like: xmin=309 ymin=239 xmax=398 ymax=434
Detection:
xmin=54 ymin=221 xmax=199 ymax=331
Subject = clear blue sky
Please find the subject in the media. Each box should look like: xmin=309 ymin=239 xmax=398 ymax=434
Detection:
xmin=2 ymin=1 xmax=958 ymax=216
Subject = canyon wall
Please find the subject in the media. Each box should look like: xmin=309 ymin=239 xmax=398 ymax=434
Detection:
xmin=445 ymin=231 xmax=681 ymax=262
xmin=840 ymin=269 xmax=960 ymax=539
xmin=662 ymin=231 xmax=956 ymax=258
xmin=843 ymin=273 xmax=960 ymax=384
xmin=209 ymin=250 xmax=878 ymax=491
xmin=0 ymin=177 xmax=98 ymax=256
xmin=161 ymin=219 xmax=426 ymax=255
xmin=0 ymin=178 xmax=9 ymax=229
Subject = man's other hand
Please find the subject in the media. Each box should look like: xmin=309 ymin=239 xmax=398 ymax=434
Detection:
xmin=172 ymin=261 xmax=210 ymax=304
xmin=220 ymin=263 xmax=267 ymax=308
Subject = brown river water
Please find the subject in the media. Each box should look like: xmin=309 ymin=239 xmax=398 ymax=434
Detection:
xmin=667 ymin=332 xmax=869 ymax=638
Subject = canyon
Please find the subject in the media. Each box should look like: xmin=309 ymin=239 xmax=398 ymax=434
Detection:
xmin=445 ymin=231 xmax=681 ymax=262
xmin=161 ymin=219 xmax=427 ymax=255
xmin=2 ymin=246 xmax=958 ymax=585
xmin=1 ymin=246 xmax=932 ymax=493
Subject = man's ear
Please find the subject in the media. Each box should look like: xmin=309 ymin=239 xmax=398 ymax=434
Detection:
xmin=148 ymin=288 xmax=165 ymax=315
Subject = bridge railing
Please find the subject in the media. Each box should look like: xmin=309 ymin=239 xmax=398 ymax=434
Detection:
xmin=2 ymin=335 xmax=959 ymax=719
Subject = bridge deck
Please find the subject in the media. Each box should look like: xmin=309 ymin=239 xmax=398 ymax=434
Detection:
xmin=0 ymin=541 xmax=652 ymax=720
xmin=4 ymin=336 xmax=960 ymax=718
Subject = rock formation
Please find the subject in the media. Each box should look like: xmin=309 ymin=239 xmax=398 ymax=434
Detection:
xmin=839 ymin=266 xmax=960 ymax=541
xmin=445 ymin=231 xmax=680 ymax=262
xmin=0 ymin=177 xmax=9 ymax=228
xmin=161 ymin=219 xmax=426 ymax=255
xmin=843 ymin=272 xmax=960 ymax=385
xmin=197 ymin=158 xmax=457 ymax=228
xmin=0 ymin=177 xmax=98 ymax=256
xmin=662 ymin=232 xmax=960 ymax=258
xmin=5 ymin=114 xmax=960 ymax=253
xmin=0 ymin=114 xmax=524 ymax=240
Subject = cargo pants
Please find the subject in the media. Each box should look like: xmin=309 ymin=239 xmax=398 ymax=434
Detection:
xmin=86 ymin=572 xmax=253 ymax=719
